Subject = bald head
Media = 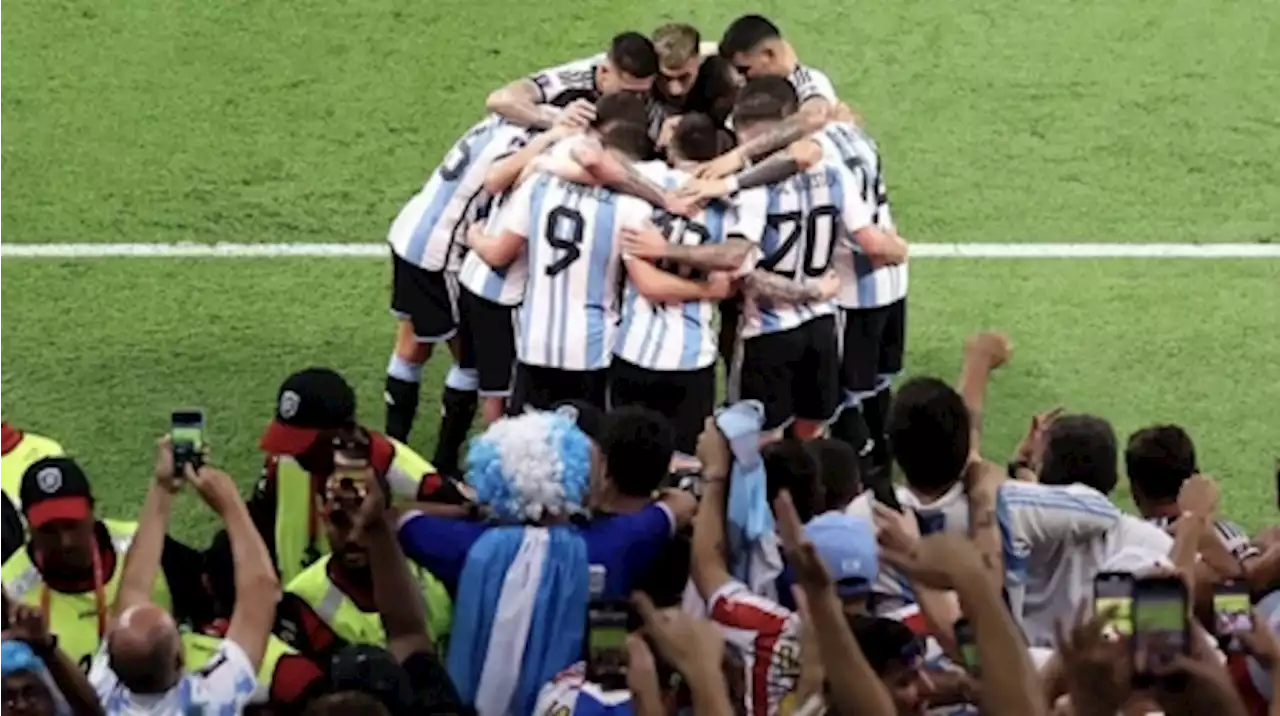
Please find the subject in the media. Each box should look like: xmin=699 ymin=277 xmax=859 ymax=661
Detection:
xmin=108 ymin=604 xmax=182 ymax=694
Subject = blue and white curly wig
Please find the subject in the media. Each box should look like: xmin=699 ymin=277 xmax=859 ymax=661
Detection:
xmin=464 ymin=410 xmax=593 ymax=523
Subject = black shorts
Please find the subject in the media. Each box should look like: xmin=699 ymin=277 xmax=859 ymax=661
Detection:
xmin=390 ymin=253 xmax=458 ymax=342
xmin=736 ymin=315 xmax=842 ymax=431
xmin=457 ymin=289 xmax=517 ymax=396
xmin=509 ymin=363 xmax=608 ymax=414
xmin=838 ymin=299 xmax=907 ymax=394
xmin=608 ymin=358 xmax=716 ymax=455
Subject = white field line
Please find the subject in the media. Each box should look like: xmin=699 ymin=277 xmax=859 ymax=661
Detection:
xmin=1 ymin=242 xmax=1278 ymax=259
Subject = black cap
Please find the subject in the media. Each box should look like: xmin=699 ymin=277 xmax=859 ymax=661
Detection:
xmin=20 ymin=456 xmax=94 ymax=527
xmin=551 ymin=400 xmax=606 ymax=442
xmin=328 ymin=644 xmax=416 ymax=712
xmin=259 ymin=368 xmax=357 ymax=455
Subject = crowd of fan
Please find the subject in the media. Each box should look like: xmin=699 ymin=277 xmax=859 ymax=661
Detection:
xmin=1 ymin=332 xmax=1277 ymax=716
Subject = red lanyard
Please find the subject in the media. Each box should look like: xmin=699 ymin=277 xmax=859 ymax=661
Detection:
xmin=38 ymin=540 xmax=107 ymax=638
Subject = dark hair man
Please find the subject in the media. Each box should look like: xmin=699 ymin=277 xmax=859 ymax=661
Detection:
xmin=485 ymin=32 xmax=659 ymax=131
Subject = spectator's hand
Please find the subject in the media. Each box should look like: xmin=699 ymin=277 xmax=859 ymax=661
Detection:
xmin=5 ymin=600 xmax=55 ymax=651
xmin=964 ymin=331 xmax=1012 ymax=370
xmin=878 ymin=531 xmax=985 ymax=591
xmin=1150 ymin=623 xmax=1249 ymax=716
xmin=624 ymin=634 xmax=664 ymax=712
xmin=872 ymin=502 xmax=921 ymax=556
xmin=185 ymin=463 xmax=243 ymax=517
xmin=1054 ymin=603 xmax=1131 ymax=716
xmin=962 ymin=457 xmax=1006 ymax=498
xmin=790 ymin=586 xmax=826 ymax=703
xmin=557 ymin=98 xmax=596 ymax=129
xmin=695 ymin=416 xmax=732 ymax=480
xmin=1177 ymin=474 xmax=1220 ymax=521
xmin=621 ymin=223 xmax=671 ymax=260
xmin=152 ymin=436 xmax=184 ymax=493
xmin=1011 ymin=407 xmax=1063 ymax=467
xmin=774 ymin=490 xmax=832 ymax=589
xmin=1237 ymin=607 xmax=1279 ymax=672
xmin=350 ymin=467 xmax=388 ymax=538
xmin=632 ymin=592 xmax=725 ymax=682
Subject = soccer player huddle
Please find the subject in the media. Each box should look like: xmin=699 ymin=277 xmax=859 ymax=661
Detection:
xmin=384 ymin=15 xmax=909 ymax=480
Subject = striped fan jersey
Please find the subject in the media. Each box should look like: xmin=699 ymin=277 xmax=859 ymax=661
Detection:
xmin=1147 ymin=514 xmax=1260 ymax=563
xmin=457 ymin=191 xmax=530 ymax=306
xmin=533 ymin=664 xmax=634 ymax=716
xmin=615 ymin=162 xmax=729 ymax=371
xmin=816 ymin=122 xmax=908 ymax=309
xmin=388 ymin=116 xmax=531 ymax=272
xmin=786 ymin=64 xmax=838 ymax=105
xmin=497 ymin=173 xmax=651 ymax=371
xmin=730 ymin=161 xmax=872 ymax=340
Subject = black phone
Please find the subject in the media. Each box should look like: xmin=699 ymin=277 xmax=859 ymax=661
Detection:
xmin=584 ymin=602 xmax=630 ymax=690
xmin=869 ymin=474 xmax=903 ymax=513
xmin=1093 ymin=571 xmax=1135 ymax=637
xmin=1132 ymin=575 xmax=1190 ymax=678
xmin=954 ymin=617 xmax=980 ymax=676
xmin=170 ymin=410 xmax=206 ymax=478
xmin=1213 ymin=580 xmax=1253 ymax=653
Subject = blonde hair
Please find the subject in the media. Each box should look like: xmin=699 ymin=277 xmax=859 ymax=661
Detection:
xmin=652 ymin=23 xmax=700 ymax=70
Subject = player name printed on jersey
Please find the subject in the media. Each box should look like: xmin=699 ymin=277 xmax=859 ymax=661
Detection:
xmin=459 ymin=190 xmax=531 ymax=306
xmin=616 ymin=163 xmax=728 ymax=372
xmin=388 ymin=117 xmax=530 ymax=272
xmin=500 ymin=173 xmax=651 ymax=371
xmin=733 ymin=164 xmax=867 ymax=339
xmin=818 ymin=122 xmax=908 ymax=310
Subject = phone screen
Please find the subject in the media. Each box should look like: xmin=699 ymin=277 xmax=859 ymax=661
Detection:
xmin=1094 ymin=572 xmax=1135 ymax=636
xmin=171 ymin=410 xmax=205 ymax=477
xmin=954 ymin=618 xmax=980 ymax=676
xmin=1132 ymin=578 xmax=1188 ymax=673
xmin=585 ymin=603 xmax=629 ymax=689
xmin=1213 ymin=581 xmax=1253 ymax=653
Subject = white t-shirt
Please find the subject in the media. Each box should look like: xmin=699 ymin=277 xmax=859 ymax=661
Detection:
xmin=90 ymin=638 xmax=258 ymax=715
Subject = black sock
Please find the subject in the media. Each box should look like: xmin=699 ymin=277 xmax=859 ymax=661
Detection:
xmin=868 ymin=386 xmax=894 ymax=471
xmin=384 ymin=376 xmax=421 ymax=442
xmin=433 ymin=386 xmax=478 ymax=478
xmin=830 ymin=403 xmax=873 ymax=457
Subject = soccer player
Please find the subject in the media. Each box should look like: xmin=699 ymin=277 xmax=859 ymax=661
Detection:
xmin=467 ymin=95 xmax=656 ymax=410
xmin=611 ymin=114 xmax=738 ymax=454
xmin=697 ymin=14 xmax=844 ymax=178
xmin=626 ymin=78 xmax=905 ymax=438
xmin=485 ymin=32 xmax=659 ymax=130
xmin=650 ymin=23 xmax=741 ymax=130
xmin=384 ymin=110 xmax=588 ymax=476
xmin=813 ymin=121 xmax=907 ymax=482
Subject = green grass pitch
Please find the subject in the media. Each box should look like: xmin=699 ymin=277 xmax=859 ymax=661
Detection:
xmin=2 ymin=0 xmax=1278 ymax=539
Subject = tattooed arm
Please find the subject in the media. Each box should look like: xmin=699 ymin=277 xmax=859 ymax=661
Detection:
xmin=645 ymin=236 xmax=757 ymax=272
xmin=742 ymin=269 xmax=839 ymax=305
xmin=737 ymin=101 xmax=830 ymax=163
xmin=485 ymin=79 xmax=560 ymax=130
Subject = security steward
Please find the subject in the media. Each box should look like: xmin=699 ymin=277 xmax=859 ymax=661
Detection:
xmin=273 ymin=428 xmax=452 ymax=661
xmin=207 ymin=367 xmax=472 ymax=593
xmin=0 ymin=456 xmax=210 ymax=671
xmin=2 ymin=423 xmax=68 ymax=560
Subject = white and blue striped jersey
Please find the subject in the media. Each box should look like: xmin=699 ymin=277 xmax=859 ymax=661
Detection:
xmin=817 ymin=122 xmax=908 ymax=309
xmin=846 ymin=480 xmax=1122 ymax=631
xmin=388 ymin=116 xmax=530 ymax=272
xmin=616 ymin=163 xmax=729 ymax=371
xmin=731 ymin=161 xmax=873 ymax=340
xmin=534 ymin=663 xmax=633 ymax=716
xmin=529 ymin=55 xmax=603 ymax=105
xmin=458 ymin=179 xmax=533 ymax=306
xmin=499 ymin=173 xmax=651 ymax=371
xmin=787 ymin=64 xmax=838 ymax=105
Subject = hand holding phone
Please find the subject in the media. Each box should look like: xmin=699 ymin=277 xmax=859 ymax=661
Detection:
xmin=1131 ymin=575 xmax=1190 ymax=677
xmin=584 ymin=601 xmax=630 ymax=690
xmin=1093 ymin=572 xmax=1135 ymax=637
xmin=954 ymin=617 xmax=980 ymax=676
xmin=170 ymin=410 xmax=206 ymax=478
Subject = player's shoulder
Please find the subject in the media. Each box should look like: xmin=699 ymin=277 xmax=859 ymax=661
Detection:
xmin=537 ymin=52 xmax=604 ymax=79
xmin=789 ymin=63 xmax=838 ymax=101
xmin=635 ymin=159 xmax=674 ymax=184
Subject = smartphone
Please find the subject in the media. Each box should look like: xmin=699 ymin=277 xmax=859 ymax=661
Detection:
xmin=1093 ymin=571 xmax=1136 ymax=637
xmin=1131 ymin=576 xmax=1190 ymax=677
xmin=1213 ymin=580 xmax=1253 ymax=653
xmin=170 ymin=410 xmax=206 ymax=478
xmin=870 ymin=477 xmax=904 ymax=513
xmin=584 ymin=602 xmax=630 ymax=690
xmin=954 ymin=617 xmax=980 ymax=676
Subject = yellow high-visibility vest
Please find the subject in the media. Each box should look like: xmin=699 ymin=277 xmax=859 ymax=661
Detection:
xmin=182 ymin=632 xmax=302 ymax=704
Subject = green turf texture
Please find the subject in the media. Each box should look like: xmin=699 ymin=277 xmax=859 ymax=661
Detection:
xmin=2 ymin=0 xmax=1278 ymax=244
xmin=2 ymin=258 xmax=1277 ymax=539
xmin=3 ymin=0 xmax=1279 ymax=538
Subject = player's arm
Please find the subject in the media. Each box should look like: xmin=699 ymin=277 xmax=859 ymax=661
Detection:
xmin=485 ymin=78 xmax=560 ymax=130
xmin=837 ymin=172 xmax=908 ymax=265
xmin=624 ymin=257 xmax=734 ymax=304
xmin=725 ymin=98 xmax=831 ymax=169
xmin=622 ymin=188 xmax=765 ymax=272
xmin=567 ymin=138 xmax=681 ymax=211
xmin=467 ymin=176 xmax=538 ymax=268
xmin=741 ymin=269 xmax=838 ymax=305
xmin=681 ymin=138 xmax=823 ymax=203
